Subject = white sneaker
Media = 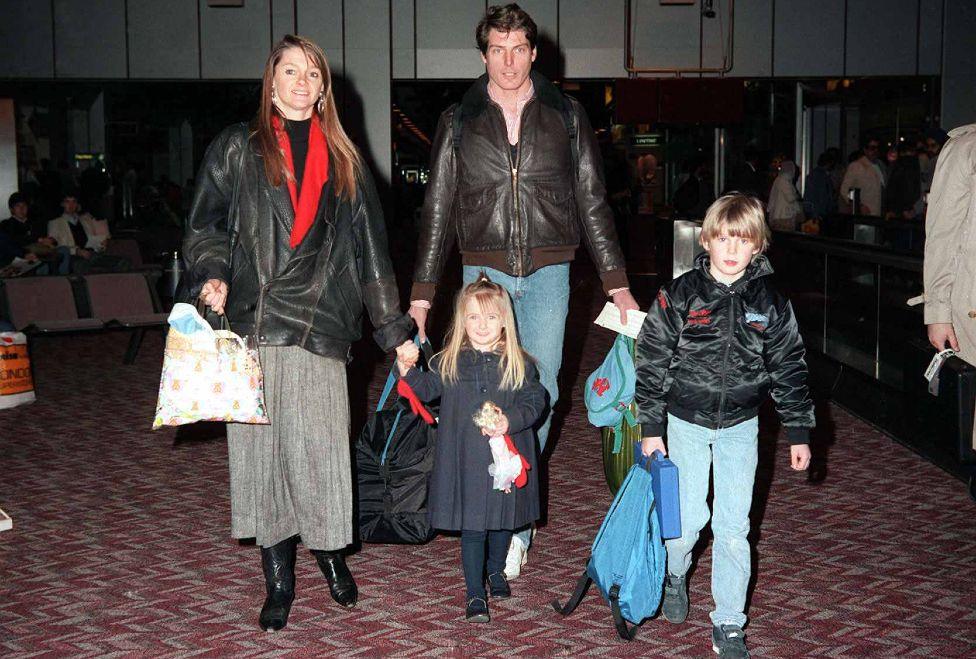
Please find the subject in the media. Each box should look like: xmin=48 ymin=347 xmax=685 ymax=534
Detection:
xmin=504 ymin=534 xmax=528 ymax=580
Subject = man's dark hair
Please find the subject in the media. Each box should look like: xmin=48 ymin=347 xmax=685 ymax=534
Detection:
xmin=476 ymin=4 xmax=538 ymax=54
xmin=8 ymin=191 xmax=26 ymax=211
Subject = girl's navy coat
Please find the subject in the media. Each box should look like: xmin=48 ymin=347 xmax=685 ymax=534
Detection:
xmin=404 ymin=348 xmax=547 ymax=532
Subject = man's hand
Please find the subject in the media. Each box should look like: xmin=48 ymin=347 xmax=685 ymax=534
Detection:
xmin=24 ymin=253 xmax=38 ymax=262
xmin=612 ymin=289 xmax=640 ymax=324
xmin=38 ymin=237 xmax=56 ymax=247
xmin=200 ymin=279 xmax=228 ymax=315
xmin=640 ymin=436 xmax=667 ymax=457
xmin=76 ymin=248 xmax=93 ymax=259
xmin=927 ymin=322 xmax=960 ymax=352
xmin=408 ymin=304 xmax=429 ymax=341
xmin=790 ymin=444 xmax=811 ymax=471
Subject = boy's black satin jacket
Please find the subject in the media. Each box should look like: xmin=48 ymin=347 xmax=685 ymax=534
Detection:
xmin=635 ymin=253 xmax=814 ymax=444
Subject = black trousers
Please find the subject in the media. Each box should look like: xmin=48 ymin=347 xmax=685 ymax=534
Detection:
xmin=460 ymin=529 xmax=512 ymax=599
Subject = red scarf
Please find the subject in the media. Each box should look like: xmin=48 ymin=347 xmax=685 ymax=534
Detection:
xmin=273 ymin=115 xmax=329 ymax=248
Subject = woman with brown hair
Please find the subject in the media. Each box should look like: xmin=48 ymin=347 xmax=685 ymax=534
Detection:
xmin=183 ymin=35 xmax=412 ymax=631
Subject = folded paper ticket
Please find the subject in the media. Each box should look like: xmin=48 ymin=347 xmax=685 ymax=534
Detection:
xmin=593 ymin=302 xmax=646 ymax=339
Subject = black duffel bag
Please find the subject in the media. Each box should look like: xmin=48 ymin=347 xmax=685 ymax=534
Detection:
xmin=356 ymin=340 xmax=438 ymax=544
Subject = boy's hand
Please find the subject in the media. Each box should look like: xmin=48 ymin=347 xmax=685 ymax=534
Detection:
xmin=480 ymin=412 xmax=509 ymax=437
xmin=395 ymin=341 xmax=419 ymax=376
xmin=640 ymin=436 xmax=666 ymax=457
xmin=790 ymin=444 xmax=811 ymax=471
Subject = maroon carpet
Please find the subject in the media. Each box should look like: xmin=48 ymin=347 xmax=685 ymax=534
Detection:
xmin=1 ymin=284 xmax=975 ymax=656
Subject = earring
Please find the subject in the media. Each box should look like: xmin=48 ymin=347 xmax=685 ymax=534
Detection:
xmin=317 ymin=94 xmax=325 ymax=114
xmin=271 ymin=84 xmax=279 ymax=104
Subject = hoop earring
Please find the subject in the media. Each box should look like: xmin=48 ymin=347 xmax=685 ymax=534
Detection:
xmin=271 ymin=84 xmax=279 ymax=105
xmin=317 ymin=94 xmax=325 ymax=114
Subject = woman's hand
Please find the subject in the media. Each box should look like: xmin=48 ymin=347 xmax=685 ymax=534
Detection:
xmin=640 ymin=436 xmax=667 ymax=457
xmin=480 ymin=412 xmax=509 ymax=437
xmin=395 ymin=341 xmax=419 ymax=376
xmin=200 ymin=279 xmax=228 ymax=315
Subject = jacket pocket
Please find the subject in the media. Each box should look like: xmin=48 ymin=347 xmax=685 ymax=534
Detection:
xmin=457 ymin=186 xmax=503 ymax=250
xmin=532 ymin=183 xmax=578 ymax=246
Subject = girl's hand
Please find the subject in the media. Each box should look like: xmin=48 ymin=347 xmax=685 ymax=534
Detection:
xmin=480 ymin=412 xmax=509 ymax=437
xmin=641 ymin=436 xmax=666 ymax=457
xmin=790 ymin=444 xmax=811 ymax=471
xmin=395 ymin=341 xmax=419 ymax=376
xmin=200 ymin=279 xmax=228 ymax=315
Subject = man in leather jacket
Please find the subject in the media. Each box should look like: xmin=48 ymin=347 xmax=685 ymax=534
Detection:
xmin=408 ymin=2 xmax=639 ymax=579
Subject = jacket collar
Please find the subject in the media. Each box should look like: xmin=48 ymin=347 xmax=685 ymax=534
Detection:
xmin=694 ymin=251 xmax=773 ymax=290
xmin=458 ymin=70 xmax=565 ymax=122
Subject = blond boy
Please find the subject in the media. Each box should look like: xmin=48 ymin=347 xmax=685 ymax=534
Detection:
xmin=635 ymin=194 xmax=814 ymax=658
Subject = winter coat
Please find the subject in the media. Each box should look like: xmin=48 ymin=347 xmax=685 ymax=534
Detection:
xmin=183 ymin=123 xmax=412 ymax=361
xmin=411 ymin=70 xmax=627 ymax=303
xmin=923 ymin=123 xmax=976 ymax=365
xmin=635 ymin=253 xmax=815 ymax=444
xmin=403 ymin=348 xmax=547 ymax=531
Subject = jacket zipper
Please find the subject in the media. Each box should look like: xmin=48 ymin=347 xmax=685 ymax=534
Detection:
xmin=716 ymin=288 xmax=736 ymax=428
xmin=497 ymin=99 xmax=533 ymax=277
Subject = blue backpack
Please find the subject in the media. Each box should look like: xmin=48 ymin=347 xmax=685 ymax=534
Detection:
xmin=584 ymin=334 xmax=638 ymax=448
xmin=552 ymin=449 xmax=667 ymax=640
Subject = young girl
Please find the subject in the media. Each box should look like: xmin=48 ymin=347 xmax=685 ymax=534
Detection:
xmin=395 ymin=275 xmax=547 ymax=623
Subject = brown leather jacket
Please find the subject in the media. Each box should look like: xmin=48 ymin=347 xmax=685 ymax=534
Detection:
xmin=411 ymin=72 xmax=627 ymax=302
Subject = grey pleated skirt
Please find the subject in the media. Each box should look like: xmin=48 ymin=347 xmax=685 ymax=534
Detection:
xmin=226 ymin=345 xmax=352 ymax=551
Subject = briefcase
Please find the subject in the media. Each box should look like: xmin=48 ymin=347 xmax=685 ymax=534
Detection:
xmin=635 ymin=444 xmax=682 ymax=539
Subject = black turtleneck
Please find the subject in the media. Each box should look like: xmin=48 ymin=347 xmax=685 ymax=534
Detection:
xmin=284 ymin=117 xmax=312 ymax=196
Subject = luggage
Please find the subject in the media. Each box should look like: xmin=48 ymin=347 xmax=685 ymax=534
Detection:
xmin=0 ymin=332 xmax=35 ymax=409
xmin=589 ymin=334 xmax=641 ymax=493
xmin=552 ymin=452 xmax=667 ymax=641
xmin=645 ymin=445 xmax=682 ymax=540
xmin=152 ymin=303 xmax=269 ymax=428
xmin=586 ymin=334 xmax=639 ymax=449
xmin=601 ymin=406 xmax=641 ymax=494
xmin=356 ymin=340 xmax=438 ymax=544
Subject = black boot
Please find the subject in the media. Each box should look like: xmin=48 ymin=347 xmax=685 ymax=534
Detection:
xmin=312 ymin=550 xmax=358 ymax=608
xmin=259 ymin=537 xmax=297 ymax=632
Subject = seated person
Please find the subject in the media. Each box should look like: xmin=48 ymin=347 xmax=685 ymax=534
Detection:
xmin=1 ymin=192 xmax=69 ymax=274
xmin=0 ymin=230 xmax=40 ymax=276
xmin=47 ymin=191 xmax=127 ymax=274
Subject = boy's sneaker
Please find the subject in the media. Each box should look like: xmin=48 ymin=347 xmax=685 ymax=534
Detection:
xmin=712 ymin=624 xmax=750 ymax=658
xmin=661 ymin=574 xmax=688 ymax=623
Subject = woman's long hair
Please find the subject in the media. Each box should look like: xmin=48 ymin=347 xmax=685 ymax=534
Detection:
xmin=437 ymin=274 xmax=529 ymax=391
xmin=255 ymin=34 xmax=362 ymax=201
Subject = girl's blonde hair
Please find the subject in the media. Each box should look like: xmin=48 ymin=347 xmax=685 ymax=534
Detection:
xmin=437 ymin=274 xmax=529 ymax=390
xmin=700 ymin=193 xmax=771 ymax=254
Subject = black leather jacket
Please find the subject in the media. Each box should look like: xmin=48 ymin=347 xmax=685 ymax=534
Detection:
xmin=635 ymin=253 xmax=815 ymax=444
xmin=411 ymin=71 xmax=627 ymax=302
xmin=183 ymin=123 xmax=412 ymax=361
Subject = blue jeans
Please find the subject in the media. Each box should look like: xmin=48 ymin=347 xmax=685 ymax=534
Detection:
xmin=462 ymin=263 xmax=569 ymax=451
xmin=464 ymin=264 xmax=570 ymax=550
xmin=664 ymin=413 xmax=758 ymax=628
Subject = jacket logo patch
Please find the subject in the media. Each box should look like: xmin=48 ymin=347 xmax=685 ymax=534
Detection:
xmin=745 ymin=312 xmax=768 ymax=331
xmin=687 ymin=308 xmax=712 ymax=326
xmin=657 ymin=290 xmax=668 ymax=310
xmin=591 ymin=377 xmax=611 ymax=397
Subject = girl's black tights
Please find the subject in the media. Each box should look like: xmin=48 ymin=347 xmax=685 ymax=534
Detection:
xmin=460 ymin=529 xmax=512 ymax=599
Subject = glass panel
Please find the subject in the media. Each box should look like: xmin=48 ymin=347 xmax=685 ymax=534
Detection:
xmin=824 ymin=255 xmax=877 ymax=377
xmin=878 ymin=264 xmax=925 ymax=389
